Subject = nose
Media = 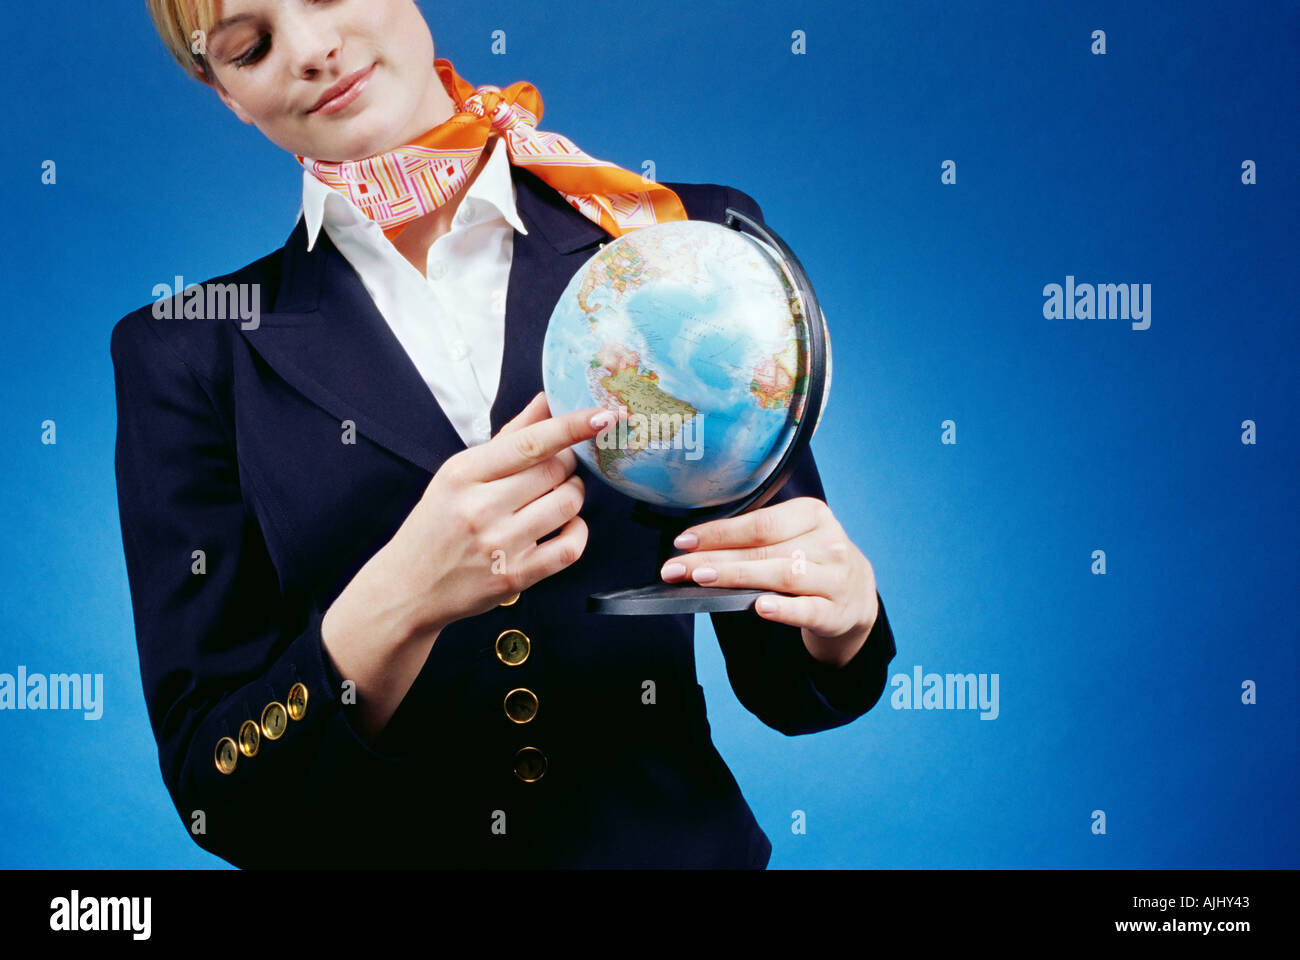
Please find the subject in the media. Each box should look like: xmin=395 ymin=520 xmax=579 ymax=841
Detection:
xmin=278 ymin=5 xmax=344 ymax=80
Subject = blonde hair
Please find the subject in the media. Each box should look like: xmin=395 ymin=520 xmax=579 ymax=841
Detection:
xmin=145 ymin=0 xmax=218 ymax=84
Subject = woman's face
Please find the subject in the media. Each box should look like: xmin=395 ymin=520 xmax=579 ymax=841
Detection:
xmin=201 ymin=0 xmax=453 ymax=162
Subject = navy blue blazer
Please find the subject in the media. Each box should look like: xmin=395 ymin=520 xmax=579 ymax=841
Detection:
xmin=111 ymin=163 xmax=896 ymax=869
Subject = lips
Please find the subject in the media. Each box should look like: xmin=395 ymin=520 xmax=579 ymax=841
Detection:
xmin=309 ymin=63 xmax=376 ymax=114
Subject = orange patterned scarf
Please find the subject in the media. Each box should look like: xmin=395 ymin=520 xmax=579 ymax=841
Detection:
xmin=297 ymin=58 xmax=689 ymax=242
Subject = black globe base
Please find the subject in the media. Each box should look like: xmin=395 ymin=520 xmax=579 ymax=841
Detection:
xmin=587 ymin=581 xmax=768 ymax=615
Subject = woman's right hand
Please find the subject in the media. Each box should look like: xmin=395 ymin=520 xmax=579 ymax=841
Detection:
xmin=378 ymin=391 xmax=614 ymax=640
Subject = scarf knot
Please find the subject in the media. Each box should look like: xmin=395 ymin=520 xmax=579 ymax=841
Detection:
xmin=297 ymin=59 xmax=686 ymax=242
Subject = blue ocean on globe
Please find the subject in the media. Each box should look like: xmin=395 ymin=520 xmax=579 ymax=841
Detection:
xmin=542 ymin=219 xmax=829 ymax=509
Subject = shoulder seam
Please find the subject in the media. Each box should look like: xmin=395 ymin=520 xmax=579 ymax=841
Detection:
xmin=124 ymin=306 xmax=237 ymax=452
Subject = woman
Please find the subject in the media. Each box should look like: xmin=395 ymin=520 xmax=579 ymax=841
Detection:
xmin=116 ymin=0 xmax=896 ymax=868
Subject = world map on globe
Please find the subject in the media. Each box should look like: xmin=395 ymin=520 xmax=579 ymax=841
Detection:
xmin=542 ymin=218 xmax=831 ymax=509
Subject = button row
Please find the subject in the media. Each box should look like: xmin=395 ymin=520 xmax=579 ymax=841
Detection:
xmin=426 ymin=205 xmax=481 ymax=283
xmin=214 ymin=682 xmax=309 ymax=775
xmin=496 ymin=628 xmax=546 ymax=781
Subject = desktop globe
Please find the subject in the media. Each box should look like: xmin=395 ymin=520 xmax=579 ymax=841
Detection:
xmin=541 ymin=212 xmax=831 ymax=614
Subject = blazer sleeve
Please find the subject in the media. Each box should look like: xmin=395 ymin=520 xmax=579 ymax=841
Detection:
xmin=111 ymin=309 xmax=411 ymax=868
xmin=706 ymin=186 xmax=897 ymax=737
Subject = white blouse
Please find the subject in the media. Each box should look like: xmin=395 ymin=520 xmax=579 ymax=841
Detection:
xmin=298 ymin=134 xmax=528 ymax=448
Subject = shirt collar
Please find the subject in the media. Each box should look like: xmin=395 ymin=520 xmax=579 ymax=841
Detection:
xmin=299 ymin=134 xmax=528 ymax=252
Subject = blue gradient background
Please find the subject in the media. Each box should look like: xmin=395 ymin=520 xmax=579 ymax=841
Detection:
xmin=1 ymin=0 xmax=1296 ymax=868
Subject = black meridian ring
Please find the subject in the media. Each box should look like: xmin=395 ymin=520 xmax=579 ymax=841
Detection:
xmin=587 ymin=209 xmax=830 ymax=615
xmin=624 ymin=207 xmax=828 ymax=530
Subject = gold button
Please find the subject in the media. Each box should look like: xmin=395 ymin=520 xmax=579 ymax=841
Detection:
xmin=287 ymin=682 xmax=308 ymax=721
xmin=514 ymin=746 xmax=547 ymax=782
xmin=504 ymin=687 xmax=539 ymax=724
xmin=237 ymin=720 xmax=261 ymax=758
xmin=498 ymin=592 xmax=521 ymax=607
xmin=215 ymin=737 xmax=238 ymax=775
xmin=495 ymin=629 xmax=530 ymax=666
xmin=261 ymin=701 xmax=288 ymax=740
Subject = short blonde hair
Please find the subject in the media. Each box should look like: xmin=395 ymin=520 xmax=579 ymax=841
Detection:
xmin=145 ymin=0 xmax=218 ymax=84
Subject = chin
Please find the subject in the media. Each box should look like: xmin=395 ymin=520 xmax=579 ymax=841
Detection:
xmin=305 ymin=118 xmax=407 ymax=163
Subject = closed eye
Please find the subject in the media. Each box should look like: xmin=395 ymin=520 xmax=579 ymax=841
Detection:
xmin=227 ymin=0 xmax=339 ymax=68
xmin=233 ymin=35 xmax=270 ymax=68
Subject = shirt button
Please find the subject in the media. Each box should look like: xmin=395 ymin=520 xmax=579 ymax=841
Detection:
xmin=473 ymin=415 xmax=492 ymax=442
xmin=457 ymin=200 xmax=478 ymax=225
xmin=449 ymin=339 xmax=470 ymax=361
xmin=429 ymin=260 xmax=448 ymax=280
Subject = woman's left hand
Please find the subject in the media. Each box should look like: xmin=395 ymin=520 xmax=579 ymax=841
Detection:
xmin=660 ymin=496 xmax=879 ymax=668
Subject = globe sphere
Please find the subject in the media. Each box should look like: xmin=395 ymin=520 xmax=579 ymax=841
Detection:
xmin=542 ymin=218 xmax=830 ymax=509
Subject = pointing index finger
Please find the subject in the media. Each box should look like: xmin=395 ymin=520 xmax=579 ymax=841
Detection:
xmin=473 ymin=404 xmax=614 ymax=481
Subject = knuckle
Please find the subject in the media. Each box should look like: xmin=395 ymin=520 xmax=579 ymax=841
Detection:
xmin=544 ymin=456 xmax=568 ymax=489
xmin=570 ymin=514 xmax=589 ymax=543
xmin=512 ymin=430 xmax=546 ymax=463
xmin=562 ymin=476 xmax=584 ymax=512
xmin=501 ymin=566 xmax=526 ymax=595
xmin=838 ymin=560 xmax=855 ymax=589
xmin=557 ymin=538 xmax=581 ymax=568
xmin=458 ymin=502 xmax=483 ymax=540
xmin=440 ymin=454 xmax=468 ymax=487
xmin=572 ymin=414 xmax=597 ymax=444
xmin=753 ymin=510 xmax=775 ymax=542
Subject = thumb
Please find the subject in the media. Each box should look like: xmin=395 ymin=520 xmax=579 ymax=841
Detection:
xmin=496 ymin=391 xmax=550 ymax=436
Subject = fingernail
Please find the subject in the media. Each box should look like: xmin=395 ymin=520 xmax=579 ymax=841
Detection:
xmin=692 ymin=566 xmax=717 ymax=583
xmin=661 ymin=562 xmax=686 ymax=580
xmin=590 ymin=411 xmax=612 ymax=430
xmin=674 ymin=532 xmax=699 ymax=549
xmin=757 ymin=597 xmax=777 ymax=613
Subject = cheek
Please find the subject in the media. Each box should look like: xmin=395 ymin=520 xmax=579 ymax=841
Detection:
xmin=232 ymin=87 xmax=279 ymax=123
xmin=373 ymin=0 xmax=434 ymax=61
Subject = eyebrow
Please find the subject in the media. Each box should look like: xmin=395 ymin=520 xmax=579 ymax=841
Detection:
xmin=208 ymin=13 xmax=257 ymax=41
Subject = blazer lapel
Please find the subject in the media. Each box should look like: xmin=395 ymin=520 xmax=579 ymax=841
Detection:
xmin=490 ymin=164 xmax=611 ymax=432
xmin=238 ymin=162 xmax=611 ymax=476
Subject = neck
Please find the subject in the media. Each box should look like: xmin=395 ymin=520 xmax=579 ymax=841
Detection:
xmin=388 ymin=61 xmax=459 ymax=153
xmin=388 ymin=136 xmax=498 ymax=277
